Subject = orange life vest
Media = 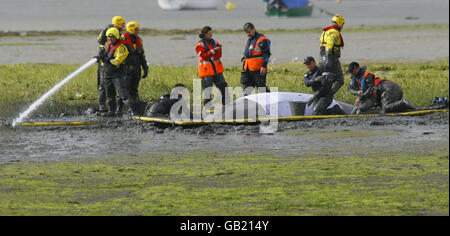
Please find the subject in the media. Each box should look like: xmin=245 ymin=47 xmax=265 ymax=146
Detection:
xmin=244 ymin=35 xmax=269 ymax=72
xmin=105 ymin=41 xmax=125 ymax=58
xmin=197 ymin=40 xmax=224 ymax=78
xmin=358 ymin=71 xmax=385 ymax=97
xmin=122 ymin=32 xmax=143 ymax=51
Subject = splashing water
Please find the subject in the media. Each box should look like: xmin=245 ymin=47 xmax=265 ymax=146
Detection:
xmin=12 ymin=58 xmax=98 ymax=127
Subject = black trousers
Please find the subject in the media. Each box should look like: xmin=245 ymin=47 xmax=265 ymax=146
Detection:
xmin=312 ymin=95 xmax=333 ymax=115
xmin=319 ymin=58 xmax=344 ymax=95
xmin=97 ymin=62 xmax=107 ymax=110
xmin=241 ymin=70 xmax=270 ymax=96
xmin=201 ymin=73 xmax=229 ymax=106
xmin=379 ymin=81 xmax=409 ymax=113
xmin=103 ymin=74 xmax=133 ymax=113
xmin=351 ymin=96 xmax=377 ymax=114
xmin=127 ymin=68 xmax=142 ymax=101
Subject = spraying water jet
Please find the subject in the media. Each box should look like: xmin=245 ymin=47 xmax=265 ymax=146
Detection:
xmin=11 ymin=58 xmax=98 ymax=127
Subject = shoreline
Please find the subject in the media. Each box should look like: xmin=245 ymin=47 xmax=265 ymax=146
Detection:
xmin=1 ymin=26 xmax=448 ymax=66
xmin=1 ymin=24 xmax=448 ymax=38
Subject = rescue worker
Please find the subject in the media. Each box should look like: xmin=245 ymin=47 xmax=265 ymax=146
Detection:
xmin=101 ymin=27 xmax=135 ymax=117
xmin=348 ymin=62 xmax=416 ymax=114
xmin=147 ymin=84 xmax=191 ymax=118
xmin=348 ymin=62 xmax=378 ymax=114
xmin=122 ymin=21 xmax=148 ymax=102
xmin=241 ymin=23 xmax=272 ymax=96
xmin=303 ymin=56 xmax=345 ymax=115
xmin=319 ymin=14 xmax=345 ymax=96
xmin=195 ymin=26 xmax=229 ymax=106
xmin=96 ymin=16 xmax=126 ymax=113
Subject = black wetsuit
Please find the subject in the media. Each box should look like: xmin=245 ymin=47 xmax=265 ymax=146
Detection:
xmin=304 ymin=66 xmax=340 ymax=115
xmin=147 ymin=93 xmax=192 ymax=119
xmin=96 ymin=24 xmax=115 ymax=112
xmin=350 ymin=67 xmax=415 ymax=114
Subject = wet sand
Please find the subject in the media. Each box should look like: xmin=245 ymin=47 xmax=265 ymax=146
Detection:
xmin=0 ymin=0 xmax=448 ymax=167
xmin=1 ymin=29 xmax=448 ymax=65
xmin=0 ymin=111 xmax=448 ymax=164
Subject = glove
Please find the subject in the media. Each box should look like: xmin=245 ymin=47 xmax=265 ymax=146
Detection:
xmin=312 ymin=75 xmax=323 ymax=83
xmin=307 ymin=96 xmax=316 ymax=106
xmin=102 ymin=56 xmax=111 ymax=64
xmin=98 ymin=47 xmax=107 ymax=58
xmin=142 ymin=67 xmax=148 ymax=79
xmin=94 ymin=48 xmax=107 ymax=61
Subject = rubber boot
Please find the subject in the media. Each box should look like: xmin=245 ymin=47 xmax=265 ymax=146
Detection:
xmin=401 ymin=99 xmax=416 ymax=111
xmin=325 ymin=104 xmax=346 ymax=115
xmin=351 ymin=105 xmax=359 ymax=115
xmin=98 ymin=105 xmax=107 ymax=113
xmin=116 ymin=99 xmax=124 ymax=116
xmin=101 ymin=104 xmax=116 ymax=117
xmin=381 ymin=100 xmax=404 ymax=113
xmin=126 ymin=97 xmax=138 ymax=116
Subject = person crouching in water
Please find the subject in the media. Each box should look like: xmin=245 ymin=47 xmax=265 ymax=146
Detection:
xmin=303 ymin=56 xmax=345 ymax=115
xmin=196 ymin=26 xmax=229 ymax=107
xmin=147 ymin=84 xmax=192 ymax=119
xmin=348 ymin=62 xmax=416 ymax=114
xmin=101 ymin=27 xmax=135 ymax=117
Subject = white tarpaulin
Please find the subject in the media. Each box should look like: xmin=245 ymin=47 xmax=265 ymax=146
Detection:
xmin=234 ymin=92 xmax=353 ymax=118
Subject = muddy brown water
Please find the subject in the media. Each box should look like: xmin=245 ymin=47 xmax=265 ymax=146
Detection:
xmin=0 ymin=112 xmax=448 ymax=164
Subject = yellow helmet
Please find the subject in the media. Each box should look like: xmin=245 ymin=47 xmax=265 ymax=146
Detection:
xmin=112 ymin=16 xmax=126 ymax=29
xmin=126 ymin=21 xmax=140 ymax=34
xmin=332 ymin=14 xmax=345 ymax=28
xmin=106 ymin=27 xmax=120 ymax=39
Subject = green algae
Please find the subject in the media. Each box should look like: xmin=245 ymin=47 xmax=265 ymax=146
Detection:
xmin=0 ymin=149 xmax=447 ymax=216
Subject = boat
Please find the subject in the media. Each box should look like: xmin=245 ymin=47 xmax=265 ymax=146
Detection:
xmin=158 ymin=0 xmax=219 ymax=11
xmin=264 ymin=0 xmax=314 ymax=17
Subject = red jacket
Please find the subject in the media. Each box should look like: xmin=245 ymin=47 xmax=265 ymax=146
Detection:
xmin=195 ymin=39 xmax=224 ymax=78
xmin=196 ymin=39 xmax=222 ymax=61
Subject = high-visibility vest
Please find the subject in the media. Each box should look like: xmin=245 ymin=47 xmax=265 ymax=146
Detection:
xmin=244 ymin=35 xmax=269 ymax=72
xmin=197 ymin=40 xmax=224 ymax=78
xmin=358 ymin=71 xmax=385 ymax=97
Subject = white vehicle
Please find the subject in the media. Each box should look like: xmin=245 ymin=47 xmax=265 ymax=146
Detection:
xmin=158 ymin=0 xmax=219 ymax=10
